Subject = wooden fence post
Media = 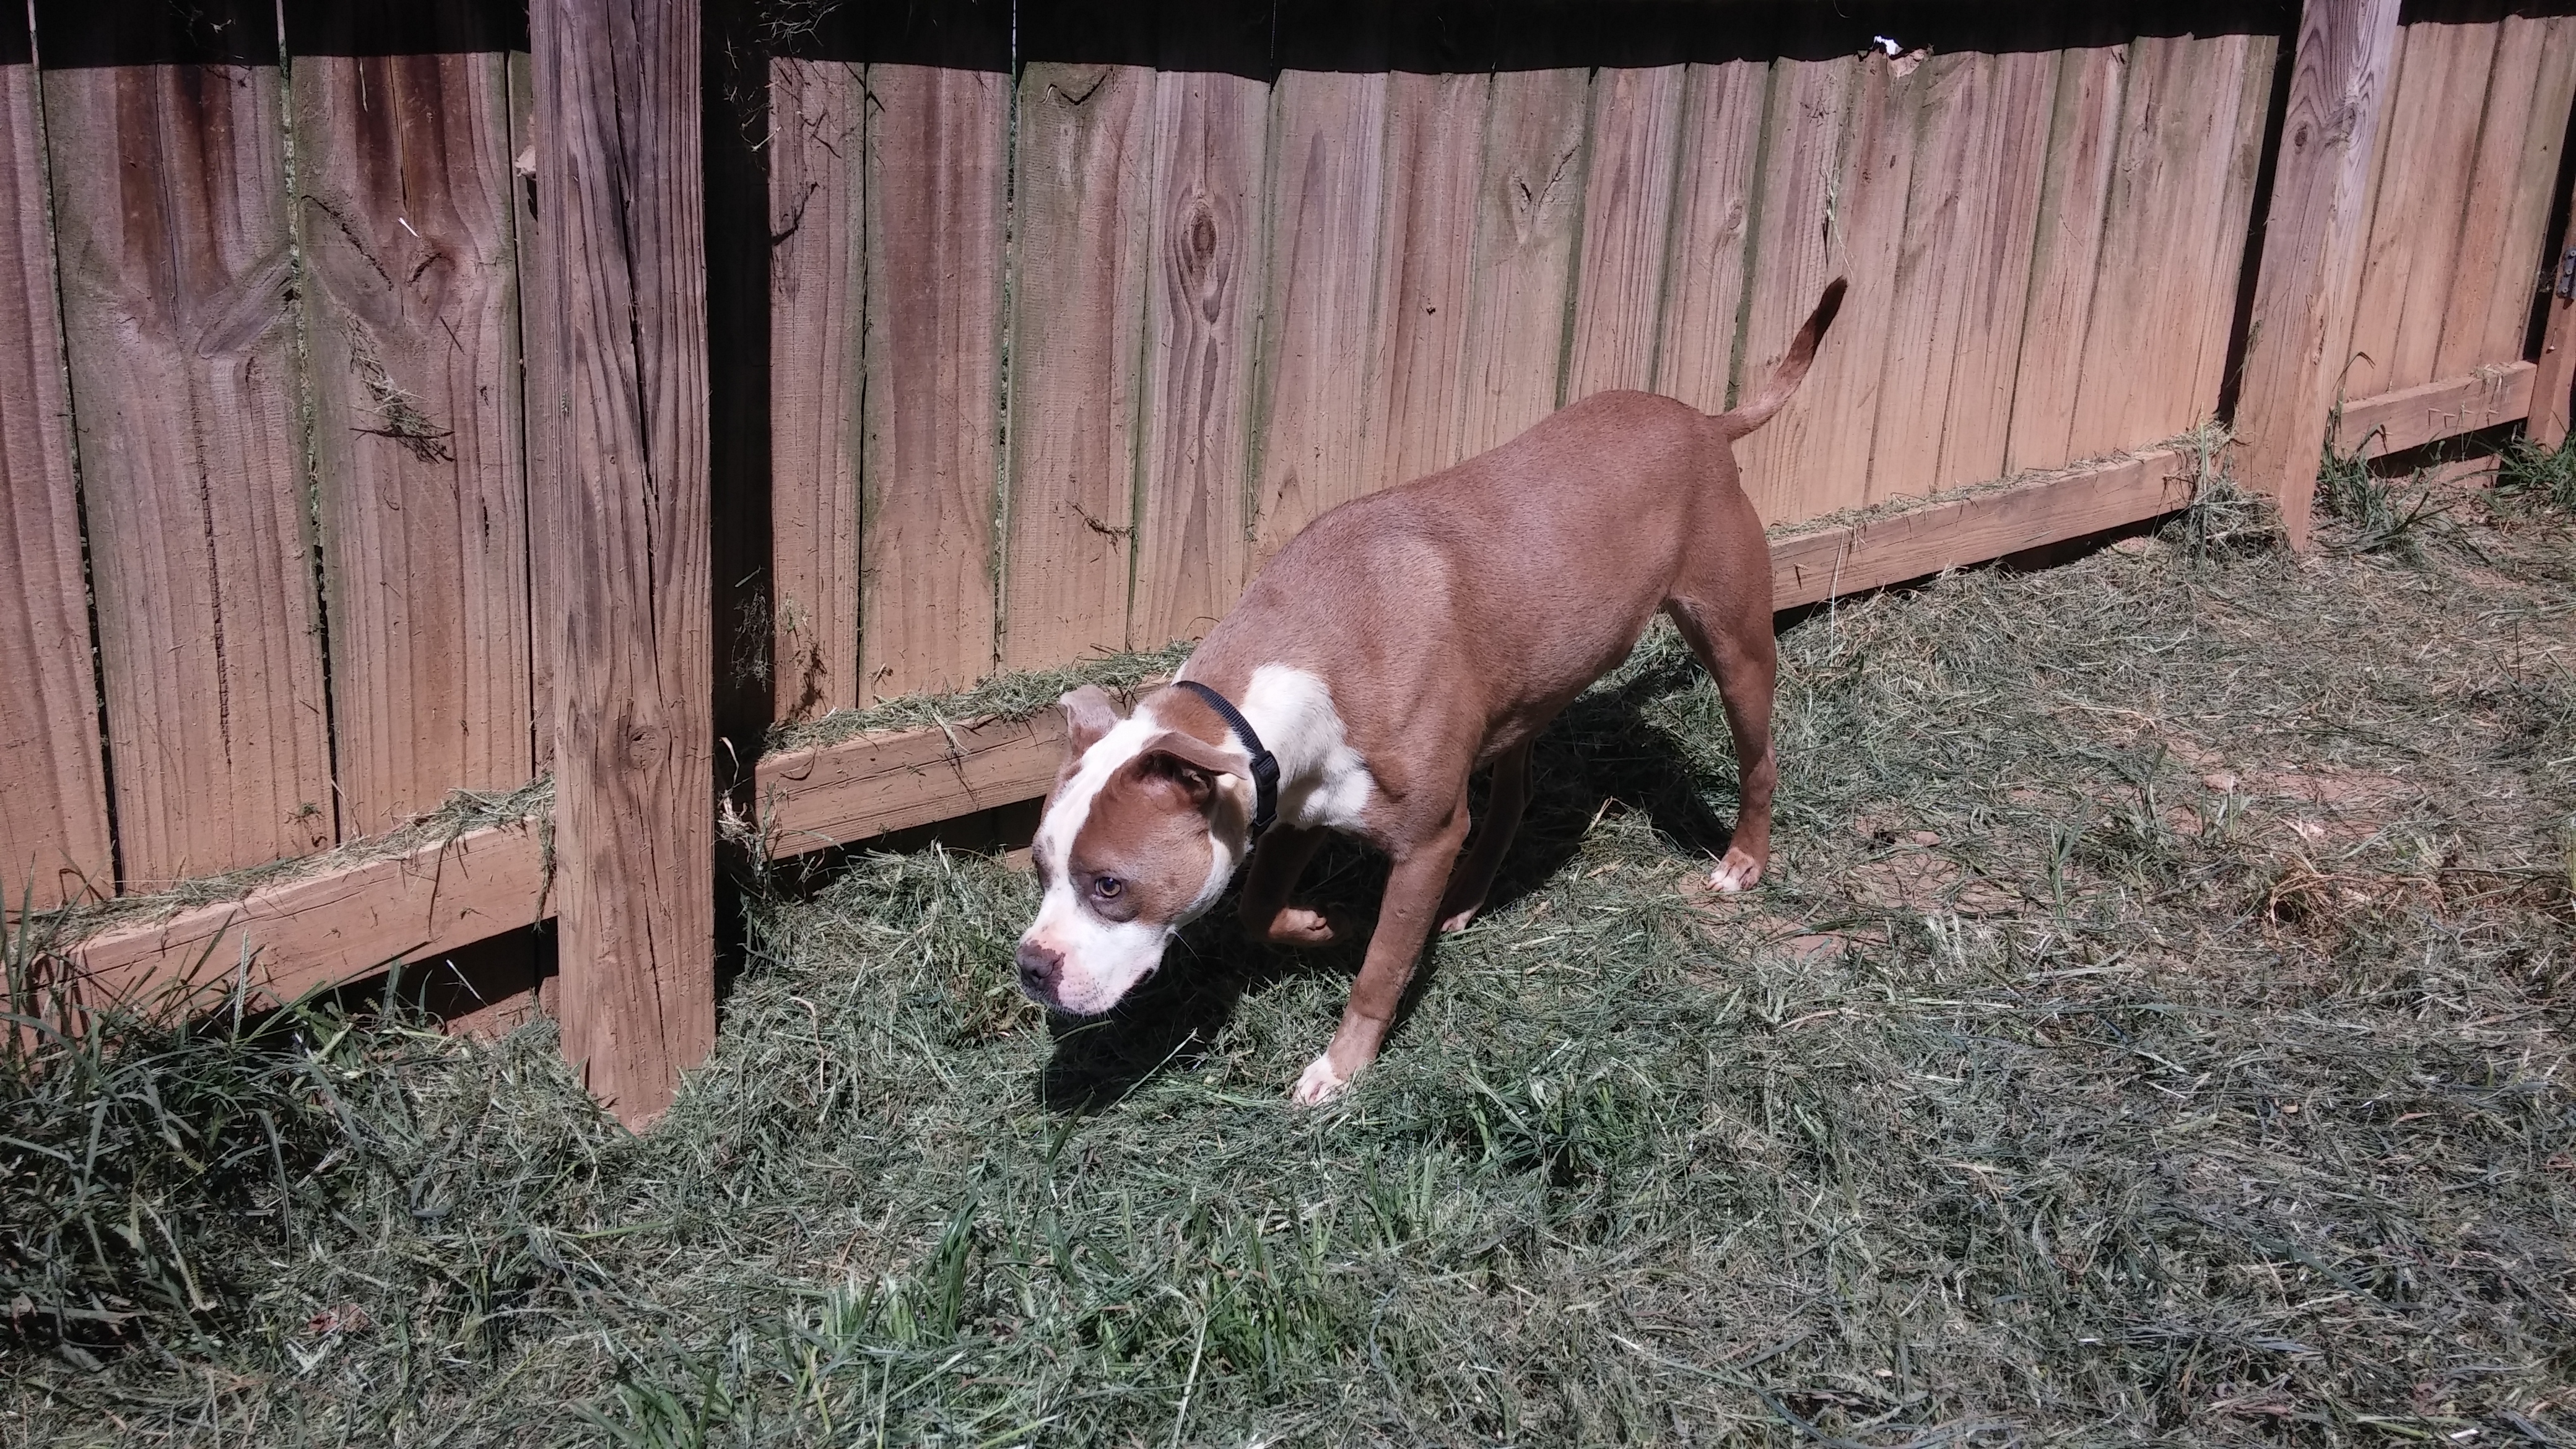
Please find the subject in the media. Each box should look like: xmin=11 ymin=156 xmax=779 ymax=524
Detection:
xmin=2231 ymin=0 xmax=2401 ymax=549
xmin=528 ymin=0 xmax=715 ymax=1126
xmin=2528 ymin=169 xmax=2576 ymax=449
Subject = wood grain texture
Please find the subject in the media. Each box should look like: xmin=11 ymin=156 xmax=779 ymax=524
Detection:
xmin=67 ymin=819 xmax=548 ymax=1009
xmin=1 ymin=57 xmax=113 ymax=909
xmin=1373 ymin=71 xmax=1489 ymax=486
xmin=1563 ymin=65 xmax=1686 ymax=402
xmin=1930 ymin=50 xmax=2056 ymax=492
xmin=757 ymin=713 xmax=1081 ymax=858
xmin=507 ymin=51 xmax=553 ymax=774
xmin=290 ymin=50 xmax=532 ymax=837
xmin=1131 ymin=70 xmax=1267 ymax=651
xmin=2232 ymin=0 xmax=2401 ymax=547
xmin=765 ymin=58 xmax=863 ymax=721
xmin=2067 ymin=34 xmax=2273 ymax=459
xmin=860 ymin=64 xmax=1007 ymax=699
xmin=1734 ymin=54 xmax=1917 ymax=523
xmin=2006 ymin=46 xmax=2127 ymax=472
xmin=1653 ymin=61 xmax=1771 ymax=418
xmin=1770 ymin=448 xmax=2195 ymax=608
xmin=2532 ymin=84 xmax=2576 ymax=449
xmin=1001 ymin=63 xmax=1155 ymax=671
xmin=2345 ymin=21 xmax=2497 ymax=399
xmin=528 ymin=0 xmax=714 ymax=1125
xmin=44 ymin=59 xmax=335 ymax=885
xmin=1869 ymin=53 xmax=1986 ymax=503
xmin=1250 ymin=69 xmax=1391 ymax=561
xmin=2335 ymin=362 xmax=2534 ymax=458
xmin=2436 ymin=16 xmax=2576 ymax=376
xmin=1457 ymin=67 xmax=1591 ymax=459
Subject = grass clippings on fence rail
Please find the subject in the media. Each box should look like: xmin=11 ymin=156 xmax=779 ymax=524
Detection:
xmin=764 ymin=642 xmax=1199 ymax=757
xmin=6 ymin=463 xmax=2574 ymax=1445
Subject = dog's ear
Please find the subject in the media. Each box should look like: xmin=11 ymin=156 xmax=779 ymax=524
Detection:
xmin=1130 ymin=729 xmax=1244 ymax=807
xmin=1058 ymin=685 xmax=1125 ymax=757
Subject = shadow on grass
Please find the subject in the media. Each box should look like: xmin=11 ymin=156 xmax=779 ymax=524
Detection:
xmin=1038 ymin=649 xmax=1746 ymax=1112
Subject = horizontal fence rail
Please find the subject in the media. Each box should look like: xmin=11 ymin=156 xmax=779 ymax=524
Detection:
xmin=6 ymin=0 xmax=2576 ymax=1118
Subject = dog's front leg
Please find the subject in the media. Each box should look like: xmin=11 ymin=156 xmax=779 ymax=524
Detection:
xmin=1290 ymin=801 xmax=1470 ymax=1105
xmin=1238 ymin=825 xmax=1338 ymax=946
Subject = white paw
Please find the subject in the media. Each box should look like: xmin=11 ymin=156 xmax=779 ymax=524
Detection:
xmin=1437 ymin=905 xmax=1479 ymax=934
xmin=1290 ymin=1053 xmax=1352 ymax=1106
xmin=1707 ymin=848 xmax=1765 ymax=894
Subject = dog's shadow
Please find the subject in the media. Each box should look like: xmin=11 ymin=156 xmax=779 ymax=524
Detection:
xmin=1038 ymin=653 xmax=1741 ymax=1112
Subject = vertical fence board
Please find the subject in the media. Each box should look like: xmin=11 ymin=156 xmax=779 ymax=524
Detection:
xmin=1653 ymin=61 xmax=1770 ymax=420
xmin=1131 ymin=71 xmax=1267 ymax=651
xmin=2347 ymin=22 xmax=2497 ymax=399
xmin=2068 ymin=35 xmax=2268 ymax=459
xmin=42 ymin=20 xmax=336 ymax=885
xmin=2233 ymin=0 xmax=2401 ymax=546
xmin=1373 ymin=71 xmax=1488 ymax=485
xmin=1251 ymin=69 xmax=1390 ymax=560
xmin=1564 ymin=65 xmax=1686 ymax=402
xmin=508 ymin=50 xmax=552 ymax=773
xmin=288 ymin=43 xmax=531 ymax=835
xmin=1869 ymin=53 xmax=1992 ymax=503
xmin=529 ymin=0 xmax=714 ymax=1125
xmin=2439 ymin=15 xmax=2576 ymax=376
xmin=1932 ymin=50 xmax=2056 ymax=490
xmin=2004 ymin=46 xmax=2128 ymax=472
xmin=1738 ymin=55 xmax=1919 ymax=520
xmin=765 ymin=58 xmax=862 ymax=721
xmin=1457 ymin=68 xmax=1590 ymax=459
xmin=1 ymin=30 xmax=113 ymax=908
xmin=860 ymin=64 xmax=1007 ymax=699
xmin=1001 ymin=63 xmax=1154 ymax=671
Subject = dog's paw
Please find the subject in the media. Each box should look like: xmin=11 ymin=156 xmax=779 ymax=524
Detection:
xmin=1290 ymin=1053 xmax=1354 ymax=1106
xmin=1707 ymin=847 xmax=1765 ymax=894
xmin=1437 ymin=902 xmax=1481 ymax=934
xmin=1264 ymin=907 xmax=1339 ymax=947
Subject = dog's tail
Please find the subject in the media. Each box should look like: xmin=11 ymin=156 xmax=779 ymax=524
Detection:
xmin=1721 ymin=278 xmax=1847 ymax=438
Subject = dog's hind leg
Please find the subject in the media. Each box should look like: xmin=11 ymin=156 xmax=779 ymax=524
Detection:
xmin=1435 ymin=739 xmax=1531 ymax=932
xmin=1664 ymin=498 xmax=1780 ymax=892
xmin=1238 ymin=825 xmax=1338 ymax=946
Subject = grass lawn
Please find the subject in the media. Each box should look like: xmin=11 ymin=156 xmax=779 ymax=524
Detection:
xmin=7 ymin=456 xmax=2574 ymax=1445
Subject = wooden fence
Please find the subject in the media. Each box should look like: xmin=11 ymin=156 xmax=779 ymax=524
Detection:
xmin=6 ymin=0 xmax=2574 ymax=1120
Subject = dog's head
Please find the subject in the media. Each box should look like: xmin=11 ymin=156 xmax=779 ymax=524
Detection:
xmin=1015 ymin=685 xmax=1251 ymax=1015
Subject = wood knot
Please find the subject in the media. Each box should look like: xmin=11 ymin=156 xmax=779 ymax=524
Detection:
xmin=625 ymin=723 xmax=669 ymax=766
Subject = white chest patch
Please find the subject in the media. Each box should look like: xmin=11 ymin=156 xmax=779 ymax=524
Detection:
xmin=1237 ymin=664 xmax=1377 ymax=832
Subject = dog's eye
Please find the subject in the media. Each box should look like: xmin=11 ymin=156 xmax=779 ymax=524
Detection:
xmin=1092 ymin=876 xmax=1124 ymax=901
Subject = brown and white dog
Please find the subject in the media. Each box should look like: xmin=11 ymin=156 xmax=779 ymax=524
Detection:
xmin=1016 ymin=279 xmax=1846 ymax=1104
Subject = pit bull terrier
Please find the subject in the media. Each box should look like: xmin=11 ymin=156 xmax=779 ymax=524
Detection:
xmin=1015 ymin=279 xmax=1846 ymax=1104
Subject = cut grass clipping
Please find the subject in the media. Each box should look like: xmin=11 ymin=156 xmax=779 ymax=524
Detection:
xmin=7 ymin=468 xmax=2575 ymax=1445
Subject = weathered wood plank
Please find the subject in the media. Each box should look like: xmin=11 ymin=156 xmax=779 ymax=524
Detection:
xmin=1 ymin=36 xmax=114 ymax=910
xmin=765 ymin=57 xmax=863 ymax=721
xmin=528 ymin=0 xmax=715 ymax=1125
xmin=2232 ymin=0 xmax=2401 ymax=547
xmin=1563 ymin=64 xmax=1686 ymax=402
xmin=1131 ymin=70 xmax=1267 ymax=651
xmin=1457 ymin=68 xmax=1591 ymax=458
xmin=758 ymin=714 xmax=1076 ymax=858
xmin=2069 ymin=35 xmax=2273 ymax=459
xmin=2335 ymin=362 xmax=2535 ymax=458
xmin=860 ymin=64 xmax=1008 ymax=699
xmin=1736 ymin=54 xmax=1918 ymax=521
xmin=67 ymin=819 xmax=548 ymax=1009
xmin=1372 ymin=71 xmax=1488 ymax=486
xmin=2346 ymin=21 xmax=2496 ymax=399
xmin=1653 ymin=60 xmax=1770 ymax=419
xmin=287 ymin=40 xmax=532 ymax=837
xmin=1931 ymin=50 xmax=2056 ymax=491
xmin=1770 ymin=448 xmax=2196 ymax=609
xmin=1251 ymin=69 xmax=1391 ymax=560
xmin=1001 ymin=63 xmax=1155 ymax=671
xmin=43 ymin=26 xmax=336 ymax=885
xmin=507 ymin=50 xmax=553 ymax=775
xmin=2005 ymin=45 xmax=2126 ymax=473
xmin=2438 ymin=16 xmax=2576 ymax=376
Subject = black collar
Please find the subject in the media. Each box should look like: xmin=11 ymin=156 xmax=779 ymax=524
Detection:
xmin=1170 ymin=679 xmax=1280 ymax=841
